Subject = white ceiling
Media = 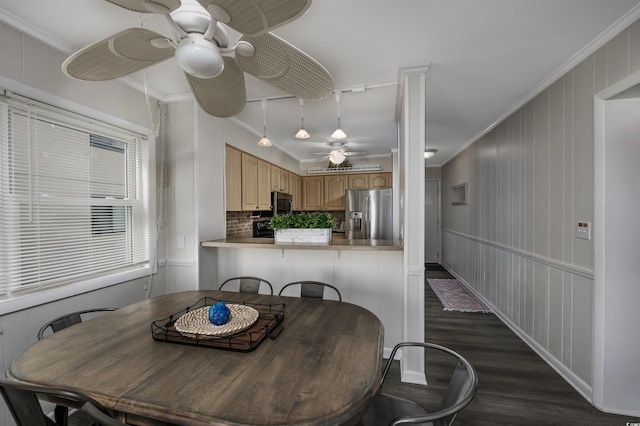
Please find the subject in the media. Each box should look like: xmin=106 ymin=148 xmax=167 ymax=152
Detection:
xmin=2 ymin=0 xmax=640 ymax=166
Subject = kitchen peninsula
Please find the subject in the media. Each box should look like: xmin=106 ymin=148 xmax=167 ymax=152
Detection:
xmin=201 ymin=236 xmax=403 ymax=251
xmin=201 ymin=236 xmax=404 ymax=352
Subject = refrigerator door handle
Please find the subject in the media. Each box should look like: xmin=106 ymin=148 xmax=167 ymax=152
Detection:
xmin=363 ymin=195 xmax=370 ymax=238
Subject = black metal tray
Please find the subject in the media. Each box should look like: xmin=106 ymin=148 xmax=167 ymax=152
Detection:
xmin=151 ymin=297 xmax=285 ymax=352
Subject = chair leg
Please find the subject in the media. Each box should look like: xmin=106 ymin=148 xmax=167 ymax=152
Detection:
xmin=54 ymin=405 xmax=69 ymax=426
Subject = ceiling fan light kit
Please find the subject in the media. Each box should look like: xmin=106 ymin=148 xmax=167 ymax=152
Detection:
xmin=175 ymin=36 xmax=225 ymax=78
xmin=424 ymin=149 xmax=437 ymax=159
xmin=329 ymin=150 xmax=346 ymax=165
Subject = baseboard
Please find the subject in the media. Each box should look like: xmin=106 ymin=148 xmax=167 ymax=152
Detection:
xmin=383 ymin=347 xmax=428 ymax=386
xmin=441 ymin=265 xmax=595 ymax=406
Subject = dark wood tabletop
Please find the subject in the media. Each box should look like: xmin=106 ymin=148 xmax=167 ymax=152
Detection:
xmin=9 ymin=290 xmax=384 ymax=425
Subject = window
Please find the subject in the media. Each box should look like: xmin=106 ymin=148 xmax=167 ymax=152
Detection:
xmin=0 ymin=95 xmax=150 ymax=298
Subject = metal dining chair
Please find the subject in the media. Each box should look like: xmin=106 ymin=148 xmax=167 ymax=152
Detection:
xmin=219 ymin=276 xmax=273 ymax=295
xmin=278 ymin=280 xmax=342 ymax=301
xmin=37 ymin=307 xmax=117 ymax=425
xmin=0 ymin=375 xmax=125 ymax=426
xmin=358 ymin=342 xmax=478 ymax=426
xmin=38 ymin=308 xmax=117 ymax=340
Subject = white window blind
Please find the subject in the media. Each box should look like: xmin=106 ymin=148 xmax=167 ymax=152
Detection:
xmin=0 ymin=95 xmax=149 ymax=298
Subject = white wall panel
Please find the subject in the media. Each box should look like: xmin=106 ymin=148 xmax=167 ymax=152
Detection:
xmin=441 ymin=17 xmax=640 ymax=414
xmin=214 ymin=247 xmax=403 ymax=350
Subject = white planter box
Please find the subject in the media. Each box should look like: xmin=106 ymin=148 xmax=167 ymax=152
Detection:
xmin=274 ymin=228 xmax=332 ymax=245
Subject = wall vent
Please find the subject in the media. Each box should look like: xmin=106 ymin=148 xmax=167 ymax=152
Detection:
xmin=307 ymin=164 xmax=383 ymax=174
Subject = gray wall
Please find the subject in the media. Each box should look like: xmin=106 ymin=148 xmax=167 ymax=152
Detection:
xmin=441 ymin=17 xmax=640 ymax=414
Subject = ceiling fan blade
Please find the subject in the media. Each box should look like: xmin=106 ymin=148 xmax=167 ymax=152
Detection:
xmin=107 ymin=0 xmax=181 ymax=13
xmin=344 ymin=152 xmax=367 ymax=156
xmin=63 ymin=28 xmax=175 ymax=81
xmin=236 ymin=32 xmax=333 ymax=100
xmin=185 ymin=56 xmax=246 ymax=118
xmin=197 ymin=0 xmax=311 ymax=35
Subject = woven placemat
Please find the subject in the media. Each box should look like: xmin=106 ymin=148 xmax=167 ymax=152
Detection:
xmin=175 ymin=304 xmax=259 ymax=339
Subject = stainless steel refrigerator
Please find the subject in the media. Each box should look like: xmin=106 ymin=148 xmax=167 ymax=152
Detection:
xmin=345 ymin=188 xmax=393 ymax=240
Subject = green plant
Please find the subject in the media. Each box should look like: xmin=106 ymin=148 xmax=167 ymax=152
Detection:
xmin=269 ymin=212 xmax=336 ymax=231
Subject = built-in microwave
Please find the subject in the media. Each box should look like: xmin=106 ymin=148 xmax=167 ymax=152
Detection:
xmin=272 ymin=191 xmax=293 ymax=216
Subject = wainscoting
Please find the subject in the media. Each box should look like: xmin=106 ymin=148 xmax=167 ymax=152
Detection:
xmin=442 ymin=229 xmax=594 ymax=400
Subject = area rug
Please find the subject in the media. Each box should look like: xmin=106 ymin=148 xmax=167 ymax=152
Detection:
xmin=427 ymin=279 xmax=492 ymax=313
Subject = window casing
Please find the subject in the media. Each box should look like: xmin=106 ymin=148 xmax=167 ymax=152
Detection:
xmin=0 ymin=96 xmax=150 ymax=298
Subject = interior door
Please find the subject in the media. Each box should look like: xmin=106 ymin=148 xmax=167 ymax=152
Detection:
xmin=424 ymin=180 xmax=440 ymax=263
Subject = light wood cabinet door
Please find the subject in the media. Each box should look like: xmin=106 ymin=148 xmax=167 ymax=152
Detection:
xmin=257 ymin=159 xmax=272 ymax=210
xmin=348 ymin=174 xmax=369 ymax=189
xmin=290 ymin=173 xmax=301 ymax=210
xmin=280 ymin=169 xmax=290 ymax=193
xmin=225 ymin=145 xmax=242 ymax=211
xmin=370 ymin=172 xmax=391 ymax=189
xmin=270 ymin=165 xmax=281 ymax=191
xmin=324 ymin=175 xmax=347 ymax=210
xmin=241 ymin=153 xmax=259 ymax=211
xmin=302 ymin=176 xmax=324 ymax=210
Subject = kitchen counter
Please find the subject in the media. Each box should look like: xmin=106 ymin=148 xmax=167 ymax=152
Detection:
xmin=201 ymin=236 xmax=403 ymax=251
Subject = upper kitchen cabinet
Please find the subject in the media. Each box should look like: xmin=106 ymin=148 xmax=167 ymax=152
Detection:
xmin=280 ymin=169 xmax=290 ymax=193
xmin=270 ymin=165 xmax=281 ymax=192
xmin=290 ymin=173 xmax=302 ymax=210
xmin=302 ymin=176 xmax=324 ymax=210
xmin=241 ymin=152 xmax=271 ymax=211
xmin=369 ymin=173 xmax=391 ymax=189
xmin=302 ymin=175 xmax=347 ymax=211
xmin=348 ymin=174 xmax=369 ymax=189
xmin=225 ymin=145 xmax=242 ymax=211
xmin=324 ymin=175 xmax=347 ymax=210
xmin=257 ymin=159 xmax=271 ymax=210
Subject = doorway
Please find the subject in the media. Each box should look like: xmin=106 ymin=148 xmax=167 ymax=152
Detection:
xmin=424 ymin=179 xmax=440 ymax=263
xmin=593 ymin=79 xmax=640 ymax=414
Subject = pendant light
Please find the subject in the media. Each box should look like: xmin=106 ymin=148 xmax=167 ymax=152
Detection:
xmin=257 ymin=99 xmax=272 ymax=147
xmin=331 ymin=90 xmax=347 ymax=140
xmin=294 ymin=98 xmax=310 ymax=139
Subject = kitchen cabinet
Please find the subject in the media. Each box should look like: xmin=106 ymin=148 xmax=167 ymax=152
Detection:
xmin=241 ymin=153 xmax=271 ymax=211
xmin=302 ymin=176 xmax=324 ymax=210
xmin=348 ymin=174 xmax=369 ymax=189
xmin=225 ymin=145 xmax=242 ymax=211
xmin=270 ymin=165 xmax=281 ymax=192
xmin=324 ymin=175 xmax=347 ymax=210
xmin=290 ymin=173 xmax=302 ymax=210
xmin=302 ymin=175 xmax=347 ymax=211
xmin=257 ymin=159 xmax=271 ymax=210
xmin=280 ymin=169 xmax=290 ymax=193
xmin=369 ymin=173 xmax=391 ymax=189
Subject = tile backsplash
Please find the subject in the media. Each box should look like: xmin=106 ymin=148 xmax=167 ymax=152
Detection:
xmin=226 ymin=210 xmax=347 ymax=238
xmin=226 ymin=211 xmax=255 ymax=237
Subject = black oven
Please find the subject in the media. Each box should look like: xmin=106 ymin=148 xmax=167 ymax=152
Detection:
xmin=253 ymin=220 xmax=274 ymax=238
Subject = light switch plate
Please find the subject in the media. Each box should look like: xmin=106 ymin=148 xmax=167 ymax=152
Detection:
xmin=576 ymin=221 xmax=591 ymax=240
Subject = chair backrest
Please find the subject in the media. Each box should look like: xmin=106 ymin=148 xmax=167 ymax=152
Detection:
xmin=219 ymin=276 xmax=273 ymax=295
xmin=278 ymin=281 xmax=342 ymax=301
xmin=0 ymin=375 xmax=123 ymax=426
xmin=38 ymin=308 xmax=117 ymax=340
xmin=382 ymin=342 xmax=478 ymax=426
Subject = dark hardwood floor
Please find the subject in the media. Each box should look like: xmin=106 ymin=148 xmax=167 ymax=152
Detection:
xmin=379 ymin=264 xmax=640 ymax=425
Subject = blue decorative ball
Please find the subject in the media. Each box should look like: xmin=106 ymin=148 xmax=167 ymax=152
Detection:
xmin=208 ymin=301 xmax=231 ymax=325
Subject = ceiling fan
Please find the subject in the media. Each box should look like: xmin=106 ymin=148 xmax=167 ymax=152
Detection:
xmin=313 ymin=142 xmax=367 ymax=165
xmin=62 ymin=0 xmax=334 ymax=118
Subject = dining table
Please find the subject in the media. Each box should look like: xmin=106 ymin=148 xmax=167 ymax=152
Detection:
xmin=8 ymin=290 xmax=385 ymax=425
